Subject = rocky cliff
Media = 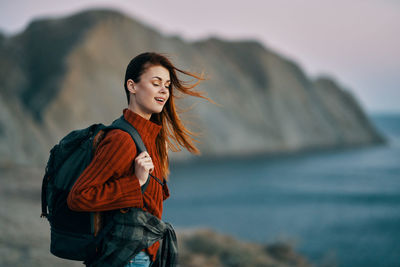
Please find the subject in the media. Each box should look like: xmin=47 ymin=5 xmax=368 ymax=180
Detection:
xmin=0 ymin=8 xmax=385 ymax=166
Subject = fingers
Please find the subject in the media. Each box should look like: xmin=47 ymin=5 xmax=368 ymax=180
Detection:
xmin=137 ymin=151 xmax=151 ymax=159
xmin=135 ymin=151 xmax=154 ymax=173
xmin=137 ymin=156 xmax=153 ymax=165
xmin=136 ymin=152 xmax=152 ymax=163
xmin=137 ymin=158 xmax=153 ymax=168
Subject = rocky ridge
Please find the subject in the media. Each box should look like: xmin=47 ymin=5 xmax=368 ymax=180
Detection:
xmin=0 ymin=8 xmax=385 ymax=166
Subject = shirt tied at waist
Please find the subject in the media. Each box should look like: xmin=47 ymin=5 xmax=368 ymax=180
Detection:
xmin=90 ymin=208 xmax=178 ymax=267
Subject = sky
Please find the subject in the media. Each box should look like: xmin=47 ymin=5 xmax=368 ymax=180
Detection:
xmin=0 ymin=0 xmax=399 ymax=114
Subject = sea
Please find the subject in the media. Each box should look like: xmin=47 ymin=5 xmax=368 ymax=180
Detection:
xmin=163 ymin=113 xmax=400 ymax=267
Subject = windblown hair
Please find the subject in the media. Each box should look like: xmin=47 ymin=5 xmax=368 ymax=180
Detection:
xmin=124 ymin=52 xmax=216 ymax=181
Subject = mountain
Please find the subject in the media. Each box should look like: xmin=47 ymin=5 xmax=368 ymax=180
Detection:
xmin=0 ymin=8 xmax=385 ymax=166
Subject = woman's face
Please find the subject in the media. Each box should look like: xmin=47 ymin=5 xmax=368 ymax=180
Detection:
xmin=127 ymin=65 xmax=170 ymax=120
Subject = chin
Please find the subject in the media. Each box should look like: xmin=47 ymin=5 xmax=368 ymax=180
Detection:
xmin=151 ymin=108 xmax=164 ymax=114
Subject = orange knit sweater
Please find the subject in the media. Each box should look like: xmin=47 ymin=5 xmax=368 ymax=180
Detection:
xmin=67 ymin=108 xmax=170 ymax=263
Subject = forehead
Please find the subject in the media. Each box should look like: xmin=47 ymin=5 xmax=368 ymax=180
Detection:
xmin=143 ymin=65 xmax=170 ymax=81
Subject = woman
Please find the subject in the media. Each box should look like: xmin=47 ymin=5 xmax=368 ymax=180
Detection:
xmin=67 ymin=52 xmax=215 ymax=267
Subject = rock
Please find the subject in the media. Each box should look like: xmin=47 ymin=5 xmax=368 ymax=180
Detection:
xmin=177 ymin=227 xmax=312 ymax=267
xmin=0 ymin=8 xmax=386 ymax=166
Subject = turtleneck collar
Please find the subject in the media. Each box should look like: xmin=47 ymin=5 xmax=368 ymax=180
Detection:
xmin=123 ymin=108 xmax=162 ymax=143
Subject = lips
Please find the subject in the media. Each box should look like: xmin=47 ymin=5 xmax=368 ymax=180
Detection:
xmin=154 ymin=97 xmax=166 ymax=103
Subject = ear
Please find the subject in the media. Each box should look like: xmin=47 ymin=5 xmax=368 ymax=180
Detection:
xmin=126 ymin=79 xmax=136 ymax=94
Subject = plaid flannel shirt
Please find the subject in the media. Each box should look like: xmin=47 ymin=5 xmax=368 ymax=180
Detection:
xmin=89 ymin=208 xmax=178 ymax=267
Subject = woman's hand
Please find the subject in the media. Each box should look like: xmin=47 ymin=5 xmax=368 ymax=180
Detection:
xmin=134 ymin=151 xmax=154 ymax=186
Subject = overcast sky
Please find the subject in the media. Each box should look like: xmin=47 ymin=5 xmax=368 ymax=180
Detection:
xmin=1 ymin=0 xmax=399 ymax=113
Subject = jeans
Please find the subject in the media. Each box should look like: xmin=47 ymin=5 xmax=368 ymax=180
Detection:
xmin=124 ymin=251 xmax=151 ymax=267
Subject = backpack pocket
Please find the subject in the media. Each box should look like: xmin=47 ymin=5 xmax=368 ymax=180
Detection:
xmin=50 ymin=227 xmax=95 ymax=261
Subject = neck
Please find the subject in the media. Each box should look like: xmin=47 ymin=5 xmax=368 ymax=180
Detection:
xmin=127 ymin=103 xmax=151 ymax=120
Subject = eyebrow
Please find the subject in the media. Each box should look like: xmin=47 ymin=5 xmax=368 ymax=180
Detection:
xmin=152 ymin=76 xmax=170 ymax=83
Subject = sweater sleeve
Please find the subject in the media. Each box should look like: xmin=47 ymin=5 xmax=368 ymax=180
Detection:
xmin=67 ymin=129 xmax=144 ymax=212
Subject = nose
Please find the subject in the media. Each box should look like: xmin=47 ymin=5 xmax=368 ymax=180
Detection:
xmin=160 ymin=85 xmax=169 ymax=94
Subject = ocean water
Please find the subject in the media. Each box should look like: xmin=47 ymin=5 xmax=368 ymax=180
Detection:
xmin=164 ymin=114 xmax=400 ymax=267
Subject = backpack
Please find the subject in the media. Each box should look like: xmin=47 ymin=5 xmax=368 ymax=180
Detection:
xmin=40 ymin=115 xmax=150 ymax=262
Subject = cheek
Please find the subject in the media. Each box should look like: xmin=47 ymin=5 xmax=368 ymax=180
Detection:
xmin=136 ymin=87 xmax=154 ymax=104
xmin=141 ymin=86 xmax=156 ymax=99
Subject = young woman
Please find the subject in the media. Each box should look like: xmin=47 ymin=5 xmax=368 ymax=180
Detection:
xmin=67 ymin=52 xmax=215 ymax=267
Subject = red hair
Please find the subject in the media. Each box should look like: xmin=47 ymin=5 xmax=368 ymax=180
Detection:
xmin=124 ymin=52 xmax=217 ymax=180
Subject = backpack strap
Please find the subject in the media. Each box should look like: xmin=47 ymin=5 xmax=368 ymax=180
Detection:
xmin=105 ymin=115 xmax=151 ymax=194
xmin=40 ymin=173 xmax=49 ymax=218
xmin=106 ymin=115 xmax=147 ymax=154
xmin=41 ymin=148 xmax=56 ymax=218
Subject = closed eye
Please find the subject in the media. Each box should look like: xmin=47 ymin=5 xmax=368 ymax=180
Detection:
xmin=153 ymin=83 xmax=171 ymax=89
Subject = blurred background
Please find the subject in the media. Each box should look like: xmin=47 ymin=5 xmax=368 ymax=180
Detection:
xmin=0 ymin=1 xmax=399 ymax=266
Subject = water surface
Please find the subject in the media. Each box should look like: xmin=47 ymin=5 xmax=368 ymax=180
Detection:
xmin=164 ymin=114 xmax=400 ymax=267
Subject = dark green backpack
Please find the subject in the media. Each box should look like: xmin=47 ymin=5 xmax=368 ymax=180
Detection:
xmin=40 ymin=115 xmax=150 ymax=262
